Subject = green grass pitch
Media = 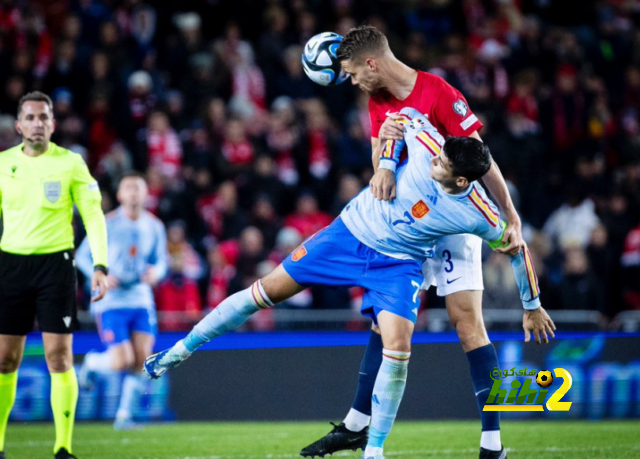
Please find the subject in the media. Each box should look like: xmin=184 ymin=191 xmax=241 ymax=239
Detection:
xmin=6 ymin=420 xmax=640 ymax=458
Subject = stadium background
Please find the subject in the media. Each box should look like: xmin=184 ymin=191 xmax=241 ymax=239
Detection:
xmin=2 ymin=0 xmax=640 ymax=443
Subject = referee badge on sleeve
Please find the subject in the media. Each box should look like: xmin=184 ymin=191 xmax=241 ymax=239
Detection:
xmin=44 ymin=181 xmax=62 ymax=203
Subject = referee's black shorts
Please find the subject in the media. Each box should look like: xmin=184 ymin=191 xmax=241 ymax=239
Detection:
xmin=0 ymin=249 xmax=78 ymax=335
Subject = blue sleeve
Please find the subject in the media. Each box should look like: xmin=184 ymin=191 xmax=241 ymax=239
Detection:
xmin=75 ymin=236 xmax=94 ymax=278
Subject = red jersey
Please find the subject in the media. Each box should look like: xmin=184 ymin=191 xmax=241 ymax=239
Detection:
xmin=369 ymin=71 xmax=483 ymax=140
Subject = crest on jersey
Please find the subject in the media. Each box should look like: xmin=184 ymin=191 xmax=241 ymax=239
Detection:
xmin=292 ymin=246 xmax=308 ymax=262
xmin=452 ymin=99 xmax=468 ymax=117
xmin=44 ymin=181 xmax=61 ymax=203
xmin=411 ymin=200 xmax=430 ymax=219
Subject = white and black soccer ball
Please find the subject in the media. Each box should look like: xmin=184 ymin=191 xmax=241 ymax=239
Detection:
xmin=301 ymin=32 xmax=348 ymax=87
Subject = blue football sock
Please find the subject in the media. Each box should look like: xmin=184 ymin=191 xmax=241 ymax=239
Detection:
xmin=351 ymin=331 xmax=383 ymax=416
xmin=466 ymin=343 xmax=501 ymax=432
xmin=367 ymin=349 xmax=410 ymax=453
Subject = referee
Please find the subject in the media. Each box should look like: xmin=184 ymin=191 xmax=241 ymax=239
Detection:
xmin=0 ymin=92 xmax=108 ymax=459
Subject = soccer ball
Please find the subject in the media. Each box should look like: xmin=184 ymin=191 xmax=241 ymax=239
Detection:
xmin=536 ymin=370 xmax=553 ymax=388
xmin=301 ymin=32 xmax=348 ymax=87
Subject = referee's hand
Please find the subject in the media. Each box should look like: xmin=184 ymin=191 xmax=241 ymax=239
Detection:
xmin=91 ymin=271 xmax=109 ymax=302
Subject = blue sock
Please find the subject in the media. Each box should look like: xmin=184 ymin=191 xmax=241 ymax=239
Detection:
xmin=466 ymin=343 xmax=500 ymax=432
xmin=367 ymin=349 xmax=410 ymax=452
xmin=351 ymin=331 xmax=383 ymax=416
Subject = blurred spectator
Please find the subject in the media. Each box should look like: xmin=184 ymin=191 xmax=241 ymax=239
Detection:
xmin=0 ymin=114 xmax=19 ymax=150
xmin=285 ymin=192 xmax=332 ymax=239
xmin=127 ymin=70 xmax=156 ymax=138
xmin=205 ymin=241 xmax=236 ymax=310
xmin=263 ymin=96 xmax=301 ymax=186
xmin=269 ymin=227 xmax=302 ymax=265
xmin=145 ymin=111 xmax=183 ymax=178
xmin=543 ymin=187 xmax=600 ymax=250
xmin=250 ymin=195 xmax=282 ymax=250
xmin=96 ymin=141 xmax=133 ymax=191
xmin=155 ymin=251 xmax=202 ymax=331
xmin=621 ymin=223 xmax=640 ymax=310
xmin=331 ymin=174 xmax=362 ymax=215
xmin=220 ymin=118 xmax=255 ymax=175
xmin=551 ymin=245 xmax=605 ymax=314
xmin=166 ymin=220 xmax=204 ymax=281
xmin=275 ymin=45 xmax=316 ymax=100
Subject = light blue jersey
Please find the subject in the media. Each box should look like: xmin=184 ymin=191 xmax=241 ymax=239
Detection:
xmin=76 ymin=207 xmax=168 ymax=314
xmin=341 ymin=107 xmax=540 ymax=309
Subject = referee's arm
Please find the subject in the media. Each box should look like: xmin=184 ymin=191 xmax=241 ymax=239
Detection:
xmin=70 ymin=154 xmax=109 ymax=301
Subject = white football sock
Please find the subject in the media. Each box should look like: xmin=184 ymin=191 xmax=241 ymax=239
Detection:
xmin=481 ymin=430 xmax=501 ymax=451
xmin=116 ymin=372 xmax=145 ymax=420
xmin=343 ymin=408 xmax=370 ymax=432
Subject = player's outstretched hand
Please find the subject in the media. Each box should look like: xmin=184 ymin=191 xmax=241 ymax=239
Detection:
xmin=523 ymin=307 xmax=556 ymax=344
xmin=91 ymin=271 xmax=109 ymax=302
xmin=379 ymin=113 xmax=404 ymax=141
xmin=370 ymin=169 xmax=397 ymax=201
xmin=494 ymin=217 xmax=524 ymax=256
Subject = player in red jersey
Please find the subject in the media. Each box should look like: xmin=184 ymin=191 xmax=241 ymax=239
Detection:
xmin=300 ymin=26 xmax=543 ymax=459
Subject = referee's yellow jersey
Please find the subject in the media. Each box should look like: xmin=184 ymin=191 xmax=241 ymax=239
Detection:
xmin=0 ymin=142 xmax=108 ymax=266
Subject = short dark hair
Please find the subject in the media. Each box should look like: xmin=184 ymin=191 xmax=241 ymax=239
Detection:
xmin=118 ymin=170 xmax=146 ymax=186
xmin=337 ymin=25 xmax=388 ymax=63
xmin=17 ymin=91 xmax=53 ymax=118
xmin=443 ymin=137 xmax=492 ymax=183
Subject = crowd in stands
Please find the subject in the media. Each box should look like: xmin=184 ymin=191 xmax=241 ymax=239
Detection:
xmin=1 ymin=0 xmax=639 ymax=330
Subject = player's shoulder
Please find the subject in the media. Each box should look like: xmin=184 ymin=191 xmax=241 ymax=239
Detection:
xmin=465 ymin=185 xmax=500 ymax=227
xmin=52 ymin=143 xmax=87 ymax=165
xmin=418 ymin=71 xmax=453 ymax=91
xmin=0 ymin=143 xmax=21 ymax=163
xmin=143 ymin=210 xmax=165 ymax=229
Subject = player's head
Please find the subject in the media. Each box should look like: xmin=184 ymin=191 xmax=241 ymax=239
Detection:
xmin=337 ymin=25 xmax=391 ymax=94
xmin=117 ymin=170 xmax=148 ymax=210
xmin=430 ymin=137 xmax=492 ymax=191
xmin=15 ymin=91 xmax=56 ymax=151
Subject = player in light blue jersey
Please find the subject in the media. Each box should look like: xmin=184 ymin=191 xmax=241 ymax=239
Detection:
xmin=76 ymin=171 xmax=167 ymax=430
xmin=143 ymin=108 xmax=555 ymax=459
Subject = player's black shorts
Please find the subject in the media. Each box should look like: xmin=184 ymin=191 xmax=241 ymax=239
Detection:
xmin=0 ymin=249 xmax=78 ymax=335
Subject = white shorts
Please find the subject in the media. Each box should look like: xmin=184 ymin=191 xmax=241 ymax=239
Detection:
xmin=421 ymin=234 xmax=484 ymax=297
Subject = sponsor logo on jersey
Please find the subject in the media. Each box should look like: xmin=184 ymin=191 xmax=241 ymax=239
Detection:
xmin=411 ymin=200 xmax=430 ymax=219
xmin=44 ymin=181 xmax=62 ymax=203
xmin=292 ymin=246 xmax=308 ymax=262
xmin=453 ymin=99 xmax=469 ymax=117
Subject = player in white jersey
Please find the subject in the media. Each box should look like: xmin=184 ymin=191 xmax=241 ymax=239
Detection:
xmin=76 ymin=171 xmax=168 ymax=429
xmin=143 ymin=108 xmax=555 ymax=459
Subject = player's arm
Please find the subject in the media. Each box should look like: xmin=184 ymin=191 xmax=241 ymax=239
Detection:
xmin=143 ymin=222 xmax=168 ymax=287
xmin=433 ymin=82 xmax=523 ymax=255
xmin=74 ymin=236 xmax=94 ymax=279
xmin=70 ymin=154 xmax=109 ymax=301
xmin=476 ymin=141 xmax=523 ymax=257
xmin=485 ymin=222 xmax=556 ymax=344
xmin=370 ymin=114 xmax=407 ymax=200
